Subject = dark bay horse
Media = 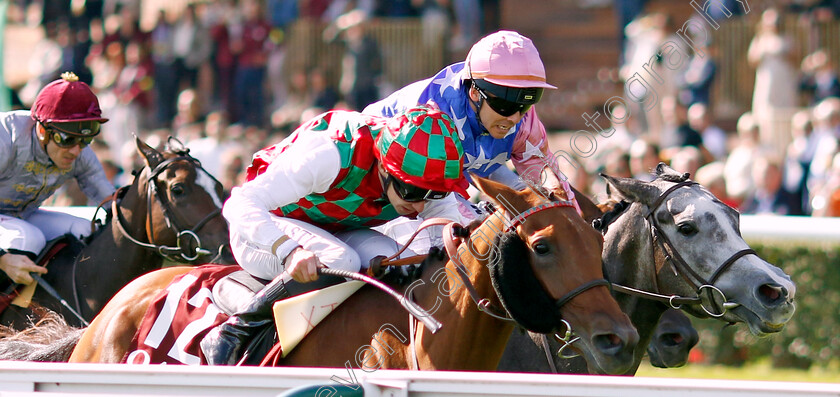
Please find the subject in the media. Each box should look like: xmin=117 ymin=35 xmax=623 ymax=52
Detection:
xmin=66 ymin=171 xmax=639 ymax=374
xmin=0 ymin=138 xmax=233 ymax=329
xmin=511 ymin=164 xmax=794 ymax=375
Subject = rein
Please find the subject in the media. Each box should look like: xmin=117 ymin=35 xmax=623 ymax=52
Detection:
xmin=113 ymin=155 xmax=224 ymax=262
xmin=610 ymin=180 xmax=751 ymax=317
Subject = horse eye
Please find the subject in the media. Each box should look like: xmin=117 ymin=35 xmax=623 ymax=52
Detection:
xmin=533 ymin=241 xmax=551 ymax=255
xmin=676 ymin=223 xmax=697 ymax=236
xmin=171 ymin=183 xmax=186 ymax=197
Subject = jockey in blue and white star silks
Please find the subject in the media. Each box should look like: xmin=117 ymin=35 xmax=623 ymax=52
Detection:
xmin=365 ymin=31 xmax=581 ymax=252
xmin=364 ymin=30 xmax=579 ymax=218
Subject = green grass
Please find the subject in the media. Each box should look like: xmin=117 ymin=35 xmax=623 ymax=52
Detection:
xmin=635 ymin=360 xmax=840 ymax=383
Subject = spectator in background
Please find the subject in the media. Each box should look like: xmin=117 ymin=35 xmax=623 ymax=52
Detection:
xmin=724 ymin=112 xmax=764 ymax=207
xmin=450 ymin=0 xmax=482 ymax=53
xmin=187 ymin=111 xmax=244 ymax=186
xmin=695 ymin=161 xmax=740 ymax=208
xmin=806 ymin=97 xmax=840 ymax=197
xmin=310 ymin=67 xmax=340 ymax=112
xmin=679 ymin=39 xmax=716 ymax=106
xmin=660 ymin=96 xmax=703 ymax=153
xmin=783 ymin=110 xmax=815 ymax=215
xmin=811 ymin=152 xmax=840 ymax=217
xmin=150 ymin=9 xmax=179 ymax=127
xmin=687 ymin=103 xmax=728 ymax=161
xmin=231 ymin=0 xmax=273 ymax=126
xmin=206 ymin=0 xmax=238 ymax=118
xmin=103 ymin=41 xmax=153 ymax=162
xmin=800 ymin=49 xmax=840 ymax=106
xmin=748 ymin=8 xmax=798 ymax=149
xmin=742 ymin=153 xmax=799 ymax=215
xmin=271 ymin=69 xmax=312 ymax=133
xmin=328 ymin=9 xmax=383 ymax=111
xmin=628 ymin=138 xmax=661 ymax=181
xmin=172 ymin=4 xmax=213 ymax=95
xmin=670 ymin=145 xmax=703 ymax=178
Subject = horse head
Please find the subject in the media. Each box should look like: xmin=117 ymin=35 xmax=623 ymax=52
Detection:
xmin=468 ymin=169 xmax=638 ymax=374
xmin=124 ymin=137 xmax=234 ymax=265
xmin=601 ymin=163 xmax=795 ymax=336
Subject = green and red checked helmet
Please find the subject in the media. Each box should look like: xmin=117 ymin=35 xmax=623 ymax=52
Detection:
xmin=375 ymin=105 xmax=469 ymax=198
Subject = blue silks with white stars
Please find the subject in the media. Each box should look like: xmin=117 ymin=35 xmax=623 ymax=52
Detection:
xmin=363 ymin=62 xmax=519 ymax=180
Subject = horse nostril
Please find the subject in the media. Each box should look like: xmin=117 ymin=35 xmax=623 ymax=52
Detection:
xmin=593 ymin=333 xmax=624 ymax=355
xmin=659 ymin=332 xmax=685 ymax=347
xmin=758 ymin=283 xmax=785 ymax=305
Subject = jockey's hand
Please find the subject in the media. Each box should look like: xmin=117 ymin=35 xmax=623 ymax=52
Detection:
xmin=284 ymin=247 xmax=323 ymax=283
xmin=0 ymin=253 xmax=47 ymax=285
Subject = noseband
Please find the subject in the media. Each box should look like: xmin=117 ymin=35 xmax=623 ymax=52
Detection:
xmin=112 ymin=154 xmax=224 ymax=261
xmin=612 ymin=180 xmax=754 ymax=317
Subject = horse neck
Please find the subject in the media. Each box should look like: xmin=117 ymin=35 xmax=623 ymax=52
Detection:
xmin=415 ymin=213 xmax=514 ymax=370
xmin=605 ymin=203 xmax=657 ymax=291
xmin=605 ymin=203 xmax=668 ymax=362
xmin=102 ymin=183 xmax=162 ymax=270
xmin=71 ymin=183 xmax=163 ymax=317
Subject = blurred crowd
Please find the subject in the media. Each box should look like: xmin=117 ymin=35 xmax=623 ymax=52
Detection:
xmin=565 ymin=5 xmax=840 ymax=218
xmin=7 ymin=1 xmax=840 ymax=218
xmin=7 ymin=0 xmax=498 ymax=201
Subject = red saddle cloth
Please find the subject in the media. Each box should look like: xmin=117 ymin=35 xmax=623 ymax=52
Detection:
xmin=122 ymin=264 xmax=238 ymax=365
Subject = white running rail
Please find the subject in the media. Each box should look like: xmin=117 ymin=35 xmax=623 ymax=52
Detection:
xmin=0 ymin=361 xmax=839 ymax=396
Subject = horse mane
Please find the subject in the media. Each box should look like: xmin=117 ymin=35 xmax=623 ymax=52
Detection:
xmin=0 ymin=306 xmax=83 ymax=362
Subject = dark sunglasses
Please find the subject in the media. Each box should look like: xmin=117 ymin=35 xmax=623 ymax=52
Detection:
xmin=476 ymin=86 xmax=534 ymax=117
xmin=48 ymin=121 xmax=101 ymax=136
xmin=50 ymin=130 xmax=95 ymax=148
xmin=387 ymin=174 xmax=450 ymax=202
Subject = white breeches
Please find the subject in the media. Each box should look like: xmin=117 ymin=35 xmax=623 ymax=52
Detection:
xmin=0 ymin=209 xmax=93 ymax=255
xmin=229 ymin=216 xmax=409 ymax=281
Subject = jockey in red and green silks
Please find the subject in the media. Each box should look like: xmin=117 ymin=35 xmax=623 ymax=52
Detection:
xmin=205 ymin=105 xmax=467 ymax=365
xmin=224 ymin=105 xmax=468 ymax=282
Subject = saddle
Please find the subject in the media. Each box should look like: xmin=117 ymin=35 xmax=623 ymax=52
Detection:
xmin=0 ymin=234 xmax=84 ymax=313
xmin=210 ymin=270 xmax=357 ymax=364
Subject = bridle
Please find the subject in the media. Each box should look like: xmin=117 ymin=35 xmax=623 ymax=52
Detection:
xmin=111 ymin=154 xmax=224 ymax=261
xmin=609 ymin=180 xmax=752 ymax=317
xmin=445 ymin=198 xmax=610 ymax=333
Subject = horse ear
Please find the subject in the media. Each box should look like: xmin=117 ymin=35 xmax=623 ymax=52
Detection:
xmin=472 ymin=174 xmax=530 ymax=217
xmin=600 ymin=173 xmax=660 ymax=207
xmin=572 ymin=184 xmax=603 ymax=223
xmin=655 ymin=162 xmax=679 ymax=178
xmin=539 ymin=167 xmax=566 ymax=197
xmin=136 ymin=137 xmax=165 ymax=170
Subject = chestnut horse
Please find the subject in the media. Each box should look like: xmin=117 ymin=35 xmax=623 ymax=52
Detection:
xmin=0 ymin=138 xmax=233 ymax=329
xmin=505 ymin=164 xmax=794 ymax=375
xmin=66 ymin=171 xmax=639 ymax=374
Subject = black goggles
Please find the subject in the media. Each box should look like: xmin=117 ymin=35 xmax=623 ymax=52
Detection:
xmin=43 ymin=121 xmax=100 ymax=148
xmin=387 ymin=174 xmax=450 ymax=203
xmin=50 ymin=130 xmax=95 ymax=148
xmin=473 ymin=80 xmax=543 ymax=117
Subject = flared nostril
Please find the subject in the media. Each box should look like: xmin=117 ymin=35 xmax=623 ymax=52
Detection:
xmin=758 ymin=283 xmax=786 ymax=305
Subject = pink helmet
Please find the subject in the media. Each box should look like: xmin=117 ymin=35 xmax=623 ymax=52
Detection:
xmin=465 ymin=30 xmax=556 ymax=89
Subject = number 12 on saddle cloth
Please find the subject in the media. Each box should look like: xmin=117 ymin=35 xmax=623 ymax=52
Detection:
xmin=124 ymin=265 xmax=363 ymax=365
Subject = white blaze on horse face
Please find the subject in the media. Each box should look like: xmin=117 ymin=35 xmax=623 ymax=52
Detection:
xmin=196 ymin=170 xmax=224 ymax=209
